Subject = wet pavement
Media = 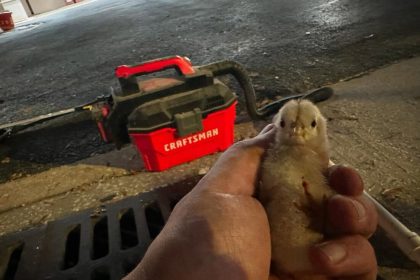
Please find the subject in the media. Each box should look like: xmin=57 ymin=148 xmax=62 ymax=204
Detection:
xmin=1 ymin=0 xmax=420 ymax=124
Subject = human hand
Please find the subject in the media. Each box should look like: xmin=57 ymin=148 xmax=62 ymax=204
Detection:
xmin=125 ymin=124 xmax=275 ymax=280
xmin=305 ymin=165 xmax=379 ymax=280
xmin=124 ymin=125 xmax=378 ymax=280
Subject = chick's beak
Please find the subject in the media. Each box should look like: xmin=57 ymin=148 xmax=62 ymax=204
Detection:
xmin=290 ymin=127 xmax=303 ymax=137
xmin=288 ymin=122 xmax=302 ymax=136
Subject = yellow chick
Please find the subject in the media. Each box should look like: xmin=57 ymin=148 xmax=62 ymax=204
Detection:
xmin=259 ymin=99 xmax=332 ymax=279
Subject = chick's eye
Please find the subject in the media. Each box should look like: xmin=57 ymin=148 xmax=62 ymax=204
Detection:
xmin=311 ymin=120 xmax=317 ymax=127
xmin=280 ymin=120 xmax=285 ymax=128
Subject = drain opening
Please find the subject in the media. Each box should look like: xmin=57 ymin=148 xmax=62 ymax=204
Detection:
xmin=92 ymin=217 xmax=109 ymax=260
xmin=119 ymin=209 xmax=139 ymax=250
xmin=122 ymin=259 xmax=138 ymax=275
xmin=145 ymin=202 xmax=165 ymax=239
xmin=4 ymin=243 xmax=24 ymax=280
xmin=62 ymin=225 xmax=81 ymax=270
xmin=170 ymin=198 xmax=181 ymax=210
xmin=91 ymin=266 xmax=110 ymax=280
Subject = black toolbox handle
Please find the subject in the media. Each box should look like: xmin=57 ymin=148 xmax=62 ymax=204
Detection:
xmin=198 ymin=61 xmax=333 ymax=120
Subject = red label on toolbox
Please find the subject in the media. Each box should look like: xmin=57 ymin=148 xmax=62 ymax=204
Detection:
xmin=130 ymin=102 xmax=237 ymax=171
xmin=163 ymin=128 xmax=219 ymax=152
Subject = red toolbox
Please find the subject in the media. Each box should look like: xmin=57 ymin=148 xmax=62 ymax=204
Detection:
xmin=95 ymin=56 xmax=332 ymax=171
xmin=127 ymin=76 xmax=237 ymax=171
xmin=99 ymin=56 xmax=237 ymax=171
xmin=129 ymin=99 xmax=236 ymax=171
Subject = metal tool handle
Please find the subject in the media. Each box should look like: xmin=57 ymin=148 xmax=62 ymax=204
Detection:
xmin=364 ymin=190 xmax=420 ymax=265
xmin=329 ymin=160 xmax=420 ymax=265
xmin=0 ymin=96 xmax=108 ymax=141
xmin=115 ymin=56 xmax=195 ymax=78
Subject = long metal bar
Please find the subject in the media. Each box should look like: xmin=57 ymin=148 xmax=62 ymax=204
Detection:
xmin=363 ymin=190 xmax=420 ymax=264
xmin=329 ymin=160 xmax=420 ymax=265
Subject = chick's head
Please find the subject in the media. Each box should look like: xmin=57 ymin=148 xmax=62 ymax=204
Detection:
xmin=273 ymin=99 xmax=328 ymax=148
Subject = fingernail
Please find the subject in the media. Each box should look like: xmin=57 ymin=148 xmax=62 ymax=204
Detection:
xmin=259 ymin=124 xmax=275 ymax=135
xmin=316 ymin=242 xmax=347 ymax=264
xmin=349 ymin=199 xmax=366 ymax=221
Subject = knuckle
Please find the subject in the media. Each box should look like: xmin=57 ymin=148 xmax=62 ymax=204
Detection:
xmin=231 ymin=140 xmax=249 ymax=150
xmin=327 ymin=195 xmax=378 ymax=237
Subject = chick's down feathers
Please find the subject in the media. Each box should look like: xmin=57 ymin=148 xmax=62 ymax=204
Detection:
xmin=259 ymin=100 xmax=333 ymax=279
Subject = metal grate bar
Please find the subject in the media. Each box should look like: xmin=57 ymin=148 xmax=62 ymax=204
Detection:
xmin=11 ymin=227 xmax=46 ymax=280
xmin=0 ymin=184 xmax=194 ymax=280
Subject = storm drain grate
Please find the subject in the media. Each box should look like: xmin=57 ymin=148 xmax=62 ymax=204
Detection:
xmin=0 ymin=184 xmax=192 ymax=280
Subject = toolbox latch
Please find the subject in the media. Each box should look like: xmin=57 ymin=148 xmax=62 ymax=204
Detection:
xmin=174 ymin=108 xmax=203 ymax=137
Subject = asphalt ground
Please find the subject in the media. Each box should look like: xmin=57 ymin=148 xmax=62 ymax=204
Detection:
xmin=0 ymin=0 xmax=419 ymax=124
